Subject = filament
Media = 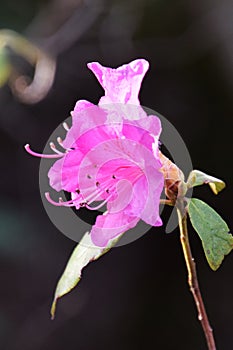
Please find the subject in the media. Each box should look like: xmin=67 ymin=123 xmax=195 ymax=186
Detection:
xmin=45 ymin=192 xmax=80 ymax=207
xmin=82 ymin=181 xmax=115 ymax=203
xmin=86 ymin=194 xmax=113 ymax=210
xmin=50 ymin=142 xmax=64 ymax=155
xmin=57 ymin=136 xmax=73 ymax=151
xmin=25 ymin=144 xmax=64 ymax=158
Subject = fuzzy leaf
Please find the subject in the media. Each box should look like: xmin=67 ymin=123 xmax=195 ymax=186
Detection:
xmin=51 ymin=231 xmax=122 ymax=319
xmin=187 ymin=170 xmax=225 ymax=194
xmin=188 ymin=198 xmax=233 ymax=270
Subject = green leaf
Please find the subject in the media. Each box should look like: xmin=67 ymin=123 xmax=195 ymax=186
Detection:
xmin=0 ymin=49 xmax=11 ymax=87
xmin=51 ymin=231 xmax=123 ymax=319
xmin=186 ymin=170 xmax=225 ymax=194
xmin=188 ymin=198 xmax=233 ymax=270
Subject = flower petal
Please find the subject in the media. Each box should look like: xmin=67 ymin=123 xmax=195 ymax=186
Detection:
xmin=48 ymin=158 xmax=64 ymax=192
xmin=133 ymin=170 xmax=163 ymax=226
xmin=63 ymin=100 xmax=93 ymax=149
xmin=90 ymin=211 xmax=139 ymax=247
xmin=122 ymin=115 xmax=161 ymax=151
xmin=48 ymin=149 xmax=82 ymax=192
xmin=87 ymin=59 xmax=149 ymax=105
xmin=119 ymin=143 xmax=164 ymax=226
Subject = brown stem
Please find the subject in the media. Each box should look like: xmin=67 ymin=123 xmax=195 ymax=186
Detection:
xmin=176 ymin=200 xmax=216 ymax=350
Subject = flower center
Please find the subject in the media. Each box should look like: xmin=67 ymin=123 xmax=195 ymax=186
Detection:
xmin=46 ymin=160 xmax=143 ymax=211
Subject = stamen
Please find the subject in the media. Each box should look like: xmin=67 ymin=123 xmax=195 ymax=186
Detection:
xmin=63 ymin=122 xmax=70 ymax=131
xmin=86 ymin=194 xmax=113 ymax=211
xmin=50 ymin=142 xmax=64 ymax=155
xmin=25 ymin=144 xmax=64 ymax=158
xmin=45 ymin=192 xmax=65 ymax=206
xmin=57 ymin=137 xmax=70 ymax=151
xmin=83 ymin=182 xmax=115 ymax=204
xmin=83 ymin=187 xmax=106 ymax=203
xmin=57 ymin=136 xmax=74 ymax=152
xmin=57 ymin=137 xmax=64 ymax=148
xmin=45 ymin=178 xmax=117 ymax=210
xmin=45 ymin=192 xmax=80 ymax=207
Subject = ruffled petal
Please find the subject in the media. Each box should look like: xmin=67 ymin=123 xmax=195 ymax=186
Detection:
xmin=120 ymin=143 xmax=163 ymax=226
xmin=63 ymin=101 xmax=107 ymax=149
xmin=128 ymin=170 xmax=164 ymax=226
xmin=87 ymin=59 xmax=149 ymax=105
xmin=122 ymin=115 xmax=161 ymax=151
xmin=90 ymin=211 xmax=139 ymax=247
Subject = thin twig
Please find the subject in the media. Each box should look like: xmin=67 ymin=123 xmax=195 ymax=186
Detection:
xmin=176 ymin=199 xmax=216 ymax=350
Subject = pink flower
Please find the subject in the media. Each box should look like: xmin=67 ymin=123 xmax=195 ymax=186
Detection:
xmin=25 ymin=59 xmax=164 ymax=247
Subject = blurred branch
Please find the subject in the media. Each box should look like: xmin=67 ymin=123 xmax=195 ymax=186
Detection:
xmin=0 ymin=30 xmax=56 ymax=104
xmin=0 ymin=0 xmax=105 ymax=104
xmin=9 ymin=54 xmax=56 ymax=105
xmin=27 ymin=0 xmax=104 ymax=56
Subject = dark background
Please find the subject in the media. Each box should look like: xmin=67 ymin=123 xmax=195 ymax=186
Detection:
xmin=0 ymin=0 xmax=233 ymax=349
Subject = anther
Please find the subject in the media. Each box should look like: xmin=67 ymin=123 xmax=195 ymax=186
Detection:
xmin=63 ymin=122 xmax=70 ymax=131
xmin=50 ymin=142 xmax=63 ymax=155
xmin=57 ymin=137 xmax=65 ymax=149
xmin=45 ymin=192 xmax=80 ymax=207
xmin=57 ymin=137 xmax=72 ymax=152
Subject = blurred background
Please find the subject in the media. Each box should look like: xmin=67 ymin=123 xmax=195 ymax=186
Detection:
xmin=0 ymin=0 xmax=233 ymax=349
